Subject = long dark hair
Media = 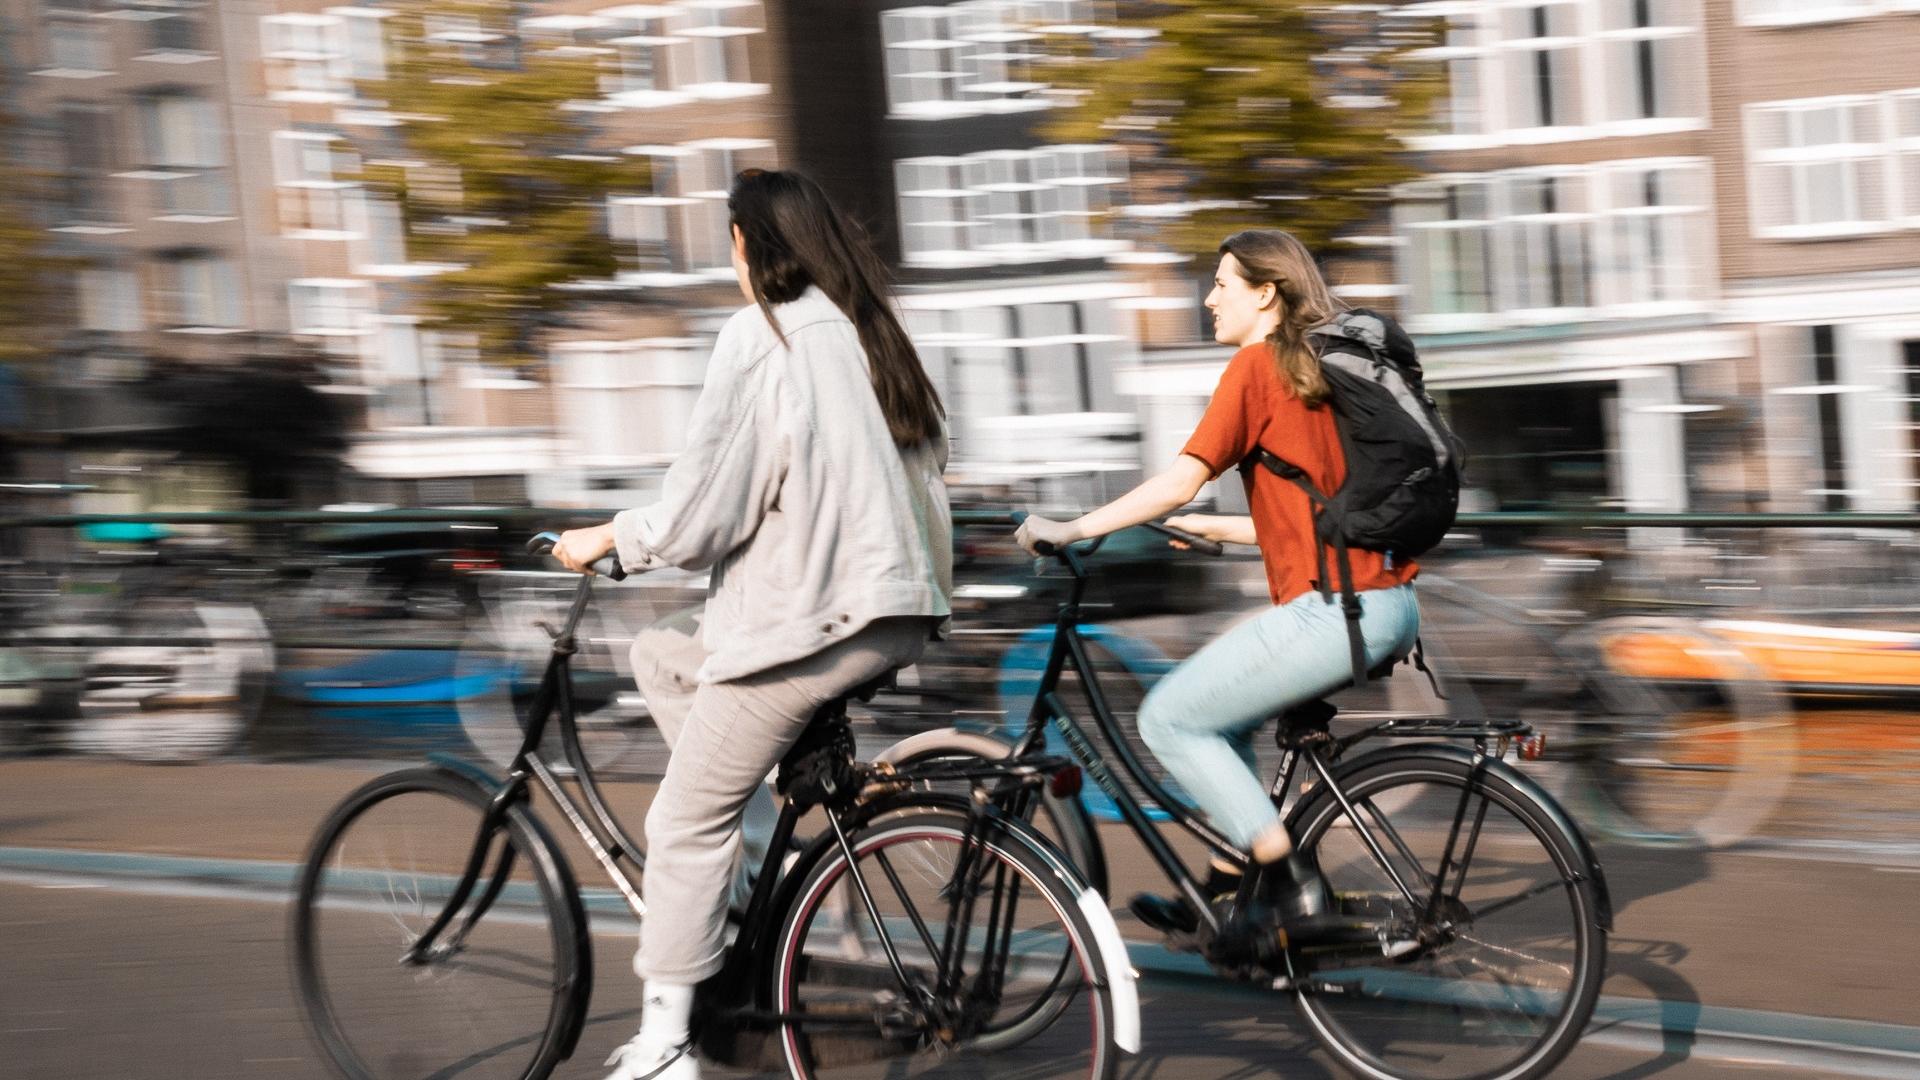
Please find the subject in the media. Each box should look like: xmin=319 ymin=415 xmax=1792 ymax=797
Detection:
xmin=728 ymin=169 xmax=944 ymax=448
xmin=1219 ymin=229 xmax=1346 ymax=407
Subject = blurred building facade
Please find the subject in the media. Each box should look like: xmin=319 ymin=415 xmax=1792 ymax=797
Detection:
xmin=10 ymin=0 xmax=1919 ymax=519
xmin=1383 ymin=0 xmax=1920 ymax=515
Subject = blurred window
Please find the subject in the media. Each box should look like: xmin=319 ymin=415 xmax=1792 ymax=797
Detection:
xmin=1893 ymin=91 xmax=1920 ymax=224
xmin=44 ymin=17 xmax=110 ymax=74
xmin=155 ymin=251 xmax=242 ymax=329
xmin=1498 ymin=1 xmax=1584 ymax=130
xmin=1747 ymin=94 xmax=1894 ymax=238
xmin=134 ymin=0 xmax=207 ymax=55
xmin=1595 ymin=159 xmax=1712 ymax=308
xmin=137 ymin=92 xmax=232 ymax=219
xmin=272 ymin=131 xmax=359 ymax=235
xmin=895 ymin=145 xmax=1125 ymax=267
xmin=681 ymin=0 xmax=761 ymax=87
xmin=1394 ymin=178 xmax=1496 ymax=321
xmin=261 ymin=9 xmax=385 ymax=103
xmin=54 ymin=101 xmax=116 ymax=224
xmin=77 ymin=267 xmax=144 ymax=333
xmin=1497 ymin=170 xmax=1592 ymax=311
xmin=288 ymin=279 xmax=370 ymax=336
xmin=1596 ymin=0 xmax=1701 ymax=123
xmin=1405 ymin=8 xmax=1491 ymax=137
xmin=593 ymin=2 xmax=766 ymax=100
xmin=1734 ymin=0 xmax=1882 ymax=25
xmin=610 ymin=138 xmax=776 ymax=275
xmin=880 ymin=1 xmax=1104 ymax=120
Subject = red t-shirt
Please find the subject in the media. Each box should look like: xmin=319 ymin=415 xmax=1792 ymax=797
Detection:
xmin=1181 ymin=342 xmax=1419 ymax=606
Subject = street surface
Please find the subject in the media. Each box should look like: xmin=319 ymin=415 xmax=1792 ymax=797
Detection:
xmin=3 ymin=749 xmax=1919 ymax=1079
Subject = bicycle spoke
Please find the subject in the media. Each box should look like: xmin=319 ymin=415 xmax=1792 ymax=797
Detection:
xmin=1469 ymin=878 xmax=1569 ymax=924
xmin=873 ymin=848 xmax=942 ymax=959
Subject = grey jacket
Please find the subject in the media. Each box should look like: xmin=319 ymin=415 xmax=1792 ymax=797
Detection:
xmin=611 ymin=287 xmax=953 ymax=683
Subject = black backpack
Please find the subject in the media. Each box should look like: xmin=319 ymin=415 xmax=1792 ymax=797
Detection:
xmin=1239 ymin=309 xmax=1463 ymax=685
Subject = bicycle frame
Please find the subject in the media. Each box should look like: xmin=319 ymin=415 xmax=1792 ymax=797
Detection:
xmin=1009 ymin=543 xmax=1520 ymax=939
xmin=404 ymin=566 xmax=1046 ymax=1053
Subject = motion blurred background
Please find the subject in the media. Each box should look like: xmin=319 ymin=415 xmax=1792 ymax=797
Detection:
xmin=3 ymin=2 xmax=1920 ymax=1078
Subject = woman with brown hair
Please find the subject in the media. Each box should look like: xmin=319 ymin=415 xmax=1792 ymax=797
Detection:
xmin=1016 ymin=228 xmax=1420 ymax=948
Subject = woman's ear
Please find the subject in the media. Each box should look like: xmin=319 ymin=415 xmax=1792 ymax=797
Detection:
xmin=731 ymin=223 xmax=747 ymax=259
xmin=1260 ymin=282 xmax=1280 ymax=310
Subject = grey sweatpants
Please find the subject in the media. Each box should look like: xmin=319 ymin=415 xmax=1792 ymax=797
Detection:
xmin=629 ymin=611 xmax=932 ymax=983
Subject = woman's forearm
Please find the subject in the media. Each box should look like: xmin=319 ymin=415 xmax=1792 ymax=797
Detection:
xmin=1182 ymin=514 xmax=1257 ymax=546
xmin=1065 ymin=457 xmax=1211 ymax=542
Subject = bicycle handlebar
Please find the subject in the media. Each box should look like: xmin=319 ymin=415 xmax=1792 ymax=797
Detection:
xmin=527 ymin=530 xmax=627 ymax=581
xmin=1009 ymin=511 xmax=1224 ymax=560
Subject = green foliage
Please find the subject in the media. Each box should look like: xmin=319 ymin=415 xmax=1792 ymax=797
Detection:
xmin=354 ymin=0 xmax=638 ymax=365
xmin=1041 ymin=0 xmax=1441 ymax=256
xmin=0 ymin=75 xmax=65 ymax=369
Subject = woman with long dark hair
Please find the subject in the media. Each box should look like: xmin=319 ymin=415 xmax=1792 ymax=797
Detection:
xmin=1016 ymin=229 xmax=1421 ymax=952
xmin=553 ymin=169 xmax=952 ymax=1080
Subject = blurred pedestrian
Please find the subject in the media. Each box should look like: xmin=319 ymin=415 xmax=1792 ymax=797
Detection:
xmin=552 ymin=168 xmax=953 ymax=1080
xmin=1015 ymin=229 xmax=1423 ymax=949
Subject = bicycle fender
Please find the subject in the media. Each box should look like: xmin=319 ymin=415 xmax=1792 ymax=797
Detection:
xmin=808 ymin=794 xmax=1141 ymax=1054
xmin=1294 ymin=741 xmax=1614 ymax=931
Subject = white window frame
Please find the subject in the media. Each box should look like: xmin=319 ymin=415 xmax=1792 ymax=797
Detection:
xmin=41 ymin=17 xmax=112 ymax=77
xmin=610 ymin=137 xmax=776 ymax=278
xmin=1892 ymin=89 xmax=1920 ymax=226
xmin=1393 ymin=175 xmax=1500 ymax=332
xmin=1593 ymin=0 xmax=1703 ymax=126
xmin=138 ymin=93 xmax=234 ymax=222
xmin=880 ymin=1 xmax=1102 ymax=121
xmin=1494 ymin=166 xmax=1597 ymax=320
xmin=272 ymin=131 xmax=360 ymax=238
xmin=1404 ymin=6 xmax=1498 ymax=140
xmin=1591 ymin=156 xmax=1714 ymax=315
xmin=1496 ymin=0 xmax=1588 ymax=134
xmin=1734 ymin=0 xmax=1886 ymax=27
xmin=261 ymin=9 xmax=386 ymax=103
xmin=895 ymin=144 xmax=1126 ymax=268
xmin=158 ymin=253 xmax=243 ymax=330
xmin=288 ymin=278 xmax=371 ymax=336
xmin=1746 ymin=93 xmax=1896 ymax=240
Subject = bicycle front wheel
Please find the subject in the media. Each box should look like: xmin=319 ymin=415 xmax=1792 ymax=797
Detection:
xmin=1288 ymin=753 xmax=1606 ymax=1080
xmin=772 ymin=810 xmax=1121 ymax=1080
xmin=291 ymin=767 xmax=590 ymax=1080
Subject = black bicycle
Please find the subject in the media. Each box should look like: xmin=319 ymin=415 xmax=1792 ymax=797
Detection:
xmin=290 ymin=533 xmax=1139 ymax=1080
xmin=880 ymin=515 xmax=1611 ymax=1080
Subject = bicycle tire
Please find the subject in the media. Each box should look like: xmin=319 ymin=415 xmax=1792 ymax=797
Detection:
xmin=1555 ymin=615 xmax=1795 ymax=849
xmin=770 ymin=809 xmax=1123 ymax=1080
xmin=1286 ymin=751 xmax=1606 ymax=1080
xmin=291 ymin=766 xmax=591 ymax=1080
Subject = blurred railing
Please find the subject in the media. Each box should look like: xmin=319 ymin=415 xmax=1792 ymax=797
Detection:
xmin=9 ymin=508 xmax=1920 ymax=652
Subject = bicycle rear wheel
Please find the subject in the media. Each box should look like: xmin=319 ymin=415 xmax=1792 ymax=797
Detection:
xmin=1288 ymin=753 xmax=1606 ymax=1080
xmin=772 ymin=810 xmax=1121 ymax=1080
xmin=1556 ymin=616 xmax=1795 ymax=848
xmin=291 ymin=767 xmax=589 ymax=1080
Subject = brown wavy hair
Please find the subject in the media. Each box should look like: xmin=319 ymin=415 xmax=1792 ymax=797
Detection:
xmin=1219 ymin=229 xmax=1346 ymax=408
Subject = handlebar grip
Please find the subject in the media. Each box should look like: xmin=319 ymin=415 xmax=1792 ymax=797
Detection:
xmin=1009 ymin=510 xmax=1060 ymax=558
xmin=527 ymin=531 xmax=628 ymax=581
xmin=1145 ymin=521 xmax=1224 ymax=557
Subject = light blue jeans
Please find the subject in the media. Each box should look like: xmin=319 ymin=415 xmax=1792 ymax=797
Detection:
xmin=1137 ymin=584 xmax=1421 ymax=848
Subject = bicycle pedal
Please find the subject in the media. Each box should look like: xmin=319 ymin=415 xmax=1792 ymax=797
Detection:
xmin=1380 ymin=937 xmax=1421 ymax=959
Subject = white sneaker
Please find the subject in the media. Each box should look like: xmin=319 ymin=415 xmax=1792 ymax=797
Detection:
xmin=603 ymin=1034 xmax=699 ymax=1080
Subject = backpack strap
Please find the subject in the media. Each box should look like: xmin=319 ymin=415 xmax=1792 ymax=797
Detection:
xmin=1239 ymin=448 xmax=1370 ymax=686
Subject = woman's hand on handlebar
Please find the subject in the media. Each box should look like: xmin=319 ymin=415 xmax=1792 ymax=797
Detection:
xmin=553 ymin=523 xmax=617 ymax=575
xmin=1014 ymin=513 xmax=1079 ymax=557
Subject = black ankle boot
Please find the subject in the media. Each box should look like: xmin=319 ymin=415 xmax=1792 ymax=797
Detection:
xmin=1259 ymin=850 xmax=1373 ymax=948
xmin=1128 ymin=863 xmax=1242 ymax=936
